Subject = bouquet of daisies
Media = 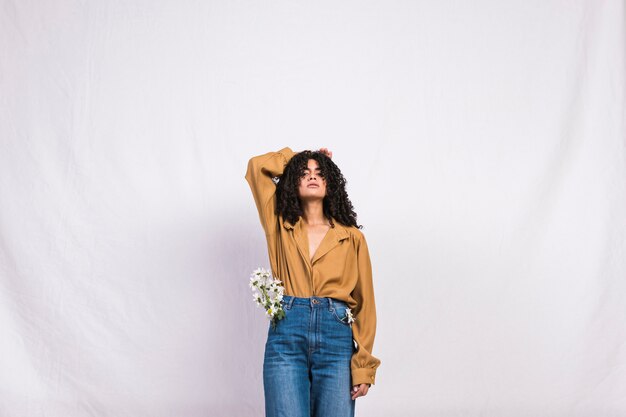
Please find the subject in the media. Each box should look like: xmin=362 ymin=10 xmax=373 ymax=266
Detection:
xmin=249 ymin=267 xmax=285 ymax=329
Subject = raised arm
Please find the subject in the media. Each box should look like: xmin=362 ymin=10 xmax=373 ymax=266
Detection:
xmin=350 ymin=233 xmax=382 ymax=386
xmin=244 ymin=147 xmax=297 ymax=235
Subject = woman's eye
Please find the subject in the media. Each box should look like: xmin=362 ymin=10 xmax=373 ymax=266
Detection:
xmin=301 ymin=170 xmax=324 ymax=177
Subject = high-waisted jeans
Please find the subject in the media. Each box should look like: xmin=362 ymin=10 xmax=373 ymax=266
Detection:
xmin=263 ymin=295 xmax=356 ymax=417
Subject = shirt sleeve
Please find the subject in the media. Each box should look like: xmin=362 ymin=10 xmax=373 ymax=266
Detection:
xmin=244 ymin=147 xmax=297 ymax=235
xmin=350 ymin=233 xmax=382 ymax=386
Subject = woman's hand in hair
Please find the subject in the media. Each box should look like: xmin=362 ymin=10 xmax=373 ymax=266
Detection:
xmin=318 ymin=148 xmax=333 ymax=159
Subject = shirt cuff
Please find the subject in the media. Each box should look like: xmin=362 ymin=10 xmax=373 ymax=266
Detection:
xmin=351 ymin=367 xmax=377 ymax=386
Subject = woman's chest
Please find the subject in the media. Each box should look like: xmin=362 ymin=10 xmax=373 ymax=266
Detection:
xmin=278 ymin=227 xmax=354 ymax=271
xmin=304 ymin=225 xmax=332 ymax=263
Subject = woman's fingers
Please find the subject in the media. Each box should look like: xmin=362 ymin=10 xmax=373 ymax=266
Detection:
xmin=350 ymin=383 xmax=370 ymax=400
xmin=318 ymin=148 xmax=333 ymax=159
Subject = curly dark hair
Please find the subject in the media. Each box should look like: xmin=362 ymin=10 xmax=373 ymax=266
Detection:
xmin=275 ymin=150 xmax=362 ymax=229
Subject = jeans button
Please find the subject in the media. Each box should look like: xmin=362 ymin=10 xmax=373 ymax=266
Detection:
xmin=312 ymin=299 xmax=319 ymax=304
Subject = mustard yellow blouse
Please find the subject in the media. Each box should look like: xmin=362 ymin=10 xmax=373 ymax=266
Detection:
xmin=245 ymin=146 xmax=381 ymax=386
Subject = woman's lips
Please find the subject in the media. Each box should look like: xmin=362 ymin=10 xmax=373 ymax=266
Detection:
xmin=307 ymin=184 xmax=319 ymax=188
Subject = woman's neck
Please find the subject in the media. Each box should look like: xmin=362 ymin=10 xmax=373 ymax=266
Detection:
xmin=301 ymin=201 xmax=328 ymax=226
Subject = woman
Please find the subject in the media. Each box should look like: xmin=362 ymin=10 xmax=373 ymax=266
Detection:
xmin=245 ymin=147 xmax=381 ymax=417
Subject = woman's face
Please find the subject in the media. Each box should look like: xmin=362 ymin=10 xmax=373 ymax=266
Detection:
xmin=297 ymin=159 xmax=327 ymax=200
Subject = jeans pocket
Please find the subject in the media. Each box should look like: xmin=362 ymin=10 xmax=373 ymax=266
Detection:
xmin=267 ymin=301 xmax=287 ymax=333
xmin=330 ymin=304 xmax=352 ymax=327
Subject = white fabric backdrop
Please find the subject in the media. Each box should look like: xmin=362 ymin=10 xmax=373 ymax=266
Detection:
xmin=1 ymin=1 xmax=624 ymax=416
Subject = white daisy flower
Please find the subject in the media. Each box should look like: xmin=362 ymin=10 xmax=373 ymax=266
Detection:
xmin=345 ymin=307 xmax=355 ymax=324
xmin=248 ymin=267 xmax=285 ymax=328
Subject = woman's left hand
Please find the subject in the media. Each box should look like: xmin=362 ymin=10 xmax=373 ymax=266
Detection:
xmin=351 ymin=383 xmax=371 ymax=400
xmin=318 ymin=148 xmax=333 ymax=159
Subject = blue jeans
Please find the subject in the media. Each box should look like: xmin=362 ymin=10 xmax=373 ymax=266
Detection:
xmin=263 ymin=295 xmax=356 ymax=417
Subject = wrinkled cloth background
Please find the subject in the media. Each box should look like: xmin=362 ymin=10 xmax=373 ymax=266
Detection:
xmin=1 ymin=1 xmax=624 ymax=416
